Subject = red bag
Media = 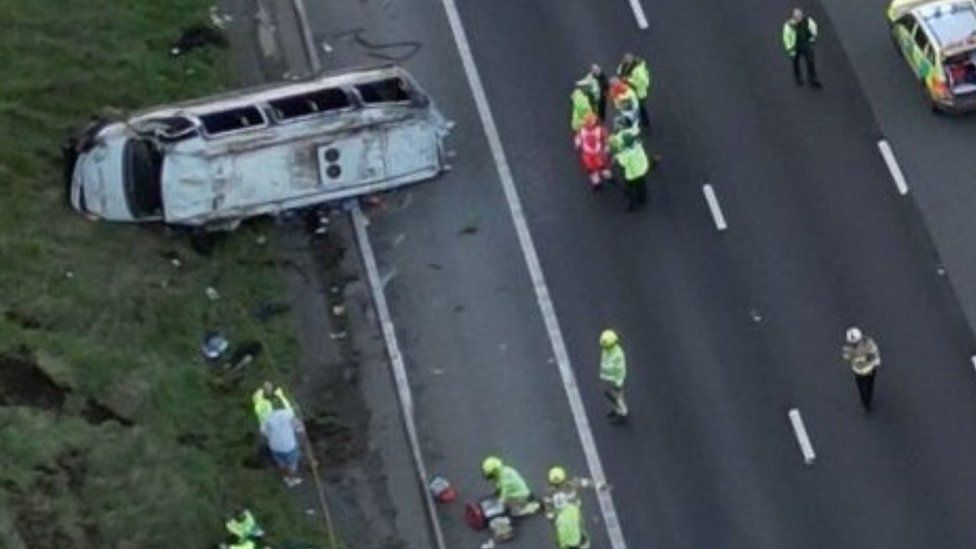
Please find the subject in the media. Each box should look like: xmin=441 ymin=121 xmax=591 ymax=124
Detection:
xmin=464 ymin=500 xmax=487 ymax=530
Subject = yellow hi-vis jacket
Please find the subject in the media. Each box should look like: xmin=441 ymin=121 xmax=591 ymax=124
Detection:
xmin=782 ymin=16 xmax=818 ymax=56
xmin=252 ymin=386 xmax=293 ymax=426
xmin=617 ymin=58 xmax=651 ymax=99
xmin=600 ymin=343 xmax=627 ymax=387
xmin=495 ymin=465 xmax=532 ymax=504
xmin=612 ymin=141 xmax=650 ymax=183
xmin=555 ymin=502 xmax=584 ymax=548
xmin=570 ymin=88 xmax=594 ymax=131
xmin=226 ymin=509 xmax=260 ymax=541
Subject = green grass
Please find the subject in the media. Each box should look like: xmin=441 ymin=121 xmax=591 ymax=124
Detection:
xmin=0 ymin=1 xmax=324 ymax=546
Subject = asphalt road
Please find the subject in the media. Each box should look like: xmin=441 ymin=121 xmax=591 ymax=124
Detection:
xmin=818 ymin=0 xmax=976 ymax=337
xmin=453 ymin=0 xmax=976 ymax=546
xmin=306 ymin=0 xmax=976 ymax=545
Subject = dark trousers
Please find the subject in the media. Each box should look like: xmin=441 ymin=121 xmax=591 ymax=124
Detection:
xmin=855 ymin=371 xmax=875 ymax=411
xmin=638 ymin=101 xmax=650 ymax=128
xmin=624 ymin=175 xmax=647 ymax=210
xmin=792 ymin=47 xmax=819 ymax=85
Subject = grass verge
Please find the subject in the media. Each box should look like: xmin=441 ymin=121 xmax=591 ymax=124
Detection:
xmin=0 ymin=0 xmax=325 ymax=546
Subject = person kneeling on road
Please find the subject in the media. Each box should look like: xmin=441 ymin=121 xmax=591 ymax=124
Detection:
xmin=479 ymin=456 xmax=541 ymax=548
xmin=482 ymin=456 xmax=541 ymax=516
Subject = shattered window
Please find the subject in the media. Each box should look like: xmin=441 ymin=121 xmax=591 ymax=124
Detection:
xmin=356 ymin=77 xmax=412 ymax=104
xmin=199 ymin=106 xmax=266 ymax=135
xmin=270 ymin=88 xmax=351 ymax=120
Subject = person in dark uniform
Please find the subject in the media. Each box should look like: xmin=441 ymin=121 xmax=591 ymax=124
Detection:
xmin=842 ymin=327 xmax=881 ymax=412
xmin=782 ymin=7 xmax=821 ymax=88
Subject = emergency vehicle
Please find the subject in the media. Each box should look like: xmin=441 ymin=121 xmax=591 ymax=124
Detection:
xmin=888 ymin=0 xmax=976 ymax=112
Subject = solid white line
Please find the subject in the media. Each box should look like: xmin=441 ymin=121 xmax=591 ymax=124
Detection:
xmin=438 ymin=0 xmax=628 ymax=546
xmin=351 ymin=205 xmax=448 ymax=549
xmin=877 ymin=140 xmax=909 ymax=196
xmin=627 ymin=0 xmax=650 ymax=29
xmin=787 ymin=408 xmax=816 ymax=465
xmin=702 ymin=184 xmax=728 ymax=231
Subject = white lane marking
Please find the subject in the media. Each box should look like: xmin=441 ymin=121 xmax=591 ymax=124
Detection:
xmin=877 ymin=140 xmax=909 ymax=196
xmin=438 ymin=0 xmax=628 ymax=546
xmin=627 ymin=0 xmax=650 ymax=29
xmin=351 ymin=205 xmax=448 ymax=549
xmin=787 ymin=408 xmax=816 ymax=465
xmin=702 ymin=184 xmax=728 ymax=231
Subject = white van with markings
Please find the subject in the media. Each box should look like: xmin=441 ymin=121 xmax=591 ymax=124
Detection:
xmin=65 ymin=66 xmax=450 ymax=230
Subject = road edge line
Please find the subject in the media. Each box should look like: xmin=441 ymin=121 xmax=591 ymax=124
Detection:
xmin=877 ymin=139 xmax=909 ymax=196
xmin=787 ymin=408 xmax=816 ymax=465
xmin=351 ymin=204 xmax=448 ymax=549
xmin=437 ymin=0 xmax=628 ymax=546
xmin=286 ymin=0 xmax=446 ymax=545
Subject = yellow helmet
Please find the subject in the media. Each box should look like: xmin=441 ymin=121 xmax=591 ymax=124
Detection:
xmin=599 ymin=329 xmax=619 ymax=348
xmin=481 ymin=456 xmax=503 ymax=478
xmin=548 ymin=466 xmax=567 ymax=485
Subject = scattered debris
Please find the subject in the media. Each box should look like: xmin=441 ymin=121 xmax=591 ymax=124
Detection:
xmin=201 ymin=330 xmax=229 ymax=360
xmin=64 ymin=269 xmax=75 ymax=279
xmin=205 ymin=287 xmax=220 ymax=301
xmin=428 ymin=476 xmax=457 ymax=503
xmin=161 ymin=250 xmax=183 ymax=268
xmin=251 ymin=302 xmax=291 ymax=322
xmin=170 ymin=23 xmax=228 ymax=57
xmin=209 ymin=5 xmax=233 ymax=29
xmin=459 ymin=224 xmax=478 ymax=235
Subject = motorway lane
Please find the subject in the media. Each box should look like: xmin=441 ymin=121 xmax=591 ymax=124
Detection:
xmin=817 ymin=0 xmax=976 ymax=336
xmin=303 ymin=0 xmax=614 ymax=546
xmin=456 ymin=0 xmax=976 ymax=546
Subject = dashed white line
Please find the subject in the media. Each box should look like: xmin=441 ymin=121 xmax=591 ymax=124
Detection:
xmin=702 ymin=183 xmax=728 ymax=231
xmin=787 ymin=408 xmax=816 ymax=465
xmin=438 ymin=0 xmax=627 ymax=546
xmin=877 ymin=139 xmax=909 ymax=196
xmin=627 ymin=0 xmax=650 ymax=29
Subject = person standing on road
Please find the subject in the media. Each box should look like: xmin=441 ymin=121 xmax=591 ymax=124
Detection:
xmin=599 ymin=329 xmax=629 ymax=421
xmin=574 ymin=113 xmax=613 ymax=190
xmin=842 ymin=327 xmax=881 ymax=411
xmin=610 ymin=133 xmax=653 ymax=211
xmin=260 ymin=399 xmax=304 ymax=486
xmin=571 ymin=84 xmax=595 ymax=132
xmin=577 ymin=64 xmax=609 ymax=121
xmin=783 ymin=7 xmax=822 ymax=88
xmin=616 ymin=52 xmax=651 ymax=127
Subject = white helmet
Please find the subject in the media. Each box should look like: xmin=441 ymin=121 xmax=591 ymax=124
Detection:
xmin=846 ymin=327 xmax=862 ymax=344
